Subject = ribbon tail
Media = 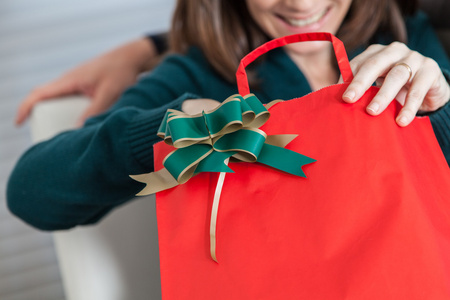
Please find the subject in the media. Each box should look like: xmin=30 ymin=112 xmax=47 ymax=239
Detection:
xmin=257 ymin=143 xmax=316 ymax=177
xmin=265 ymin=134 xmax=298 ymax=148
xmin=210 ymin=157 xmax=230 ymax=263
xmin=130 ymin=168 xmax=179 ymax=196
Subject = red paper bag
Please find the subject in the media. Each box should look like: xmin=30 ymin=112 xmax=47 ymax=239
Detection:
xmin=152 ymin=33 xmax=450 ymax=299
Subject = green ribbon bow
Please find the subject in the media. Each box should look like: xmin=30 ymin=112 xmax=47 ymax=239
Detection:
xmin=130 ymin=94 xmax=315 ymax=196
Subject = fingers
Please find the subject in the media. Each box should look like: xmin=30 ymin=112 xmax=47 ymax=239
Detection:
xmin=396 ymin=81 xmax=428 ymax=126
xmin=76 ymin=74 xmax=138 ymax=126
xmin=16 ymin=39 xmax=149 ymax=126
xmin=366 ymin=61 xmax=415 ymax=116
xmin=396 ymin=59 xmax=445 ymax=126
xmin=367 ymin=55 xmax=445 ymax=126
xmin=343 ymin=42 xmax=408 ymax=103
xmin=15 ymin=79 xmax=79 ymax=126
xmin=341 ymin=42 xmax=448 ymax=127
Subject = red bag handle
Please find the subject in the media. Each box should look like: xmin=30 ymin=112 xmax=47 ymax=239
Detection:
xmin=236 ymin=32 xmax=354 ymax=96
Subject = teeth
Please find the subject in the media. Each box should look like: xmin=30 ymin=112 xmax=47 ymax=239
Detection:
xmin=285 ymin=10 xmax=326 ymax=27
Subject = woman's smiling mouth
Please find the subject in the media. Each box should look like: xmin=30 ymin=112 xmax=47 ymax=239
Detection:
xmin=279 ymin=8 xmax=328 ymax=27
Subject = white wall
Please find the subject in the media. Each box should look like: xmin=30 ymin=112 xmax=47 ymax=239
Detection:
xmin=0 ymin=1 xmax=174 ymax=299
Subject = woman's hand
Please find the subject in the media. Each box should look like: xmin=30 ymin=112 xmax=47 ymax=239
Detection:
xmin=16 ymin=38 xmax=158 ymax=126
xmin=182 ymin=99 xmax=221 ymax=115
xmin=342 ymin=42 xmax=450 ymax=127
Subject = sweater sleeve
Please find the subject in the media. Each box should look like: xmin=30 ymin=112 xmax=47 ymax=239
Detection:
xmin=6 ymin=53 xmax=206 ymax=230
xmin=428 ymin=68 xmax=450 ymax=166
xmin=429 ymin=100 xmax=450 ymax=165
xmin=405 ymin=11 xmax=450 ymax=71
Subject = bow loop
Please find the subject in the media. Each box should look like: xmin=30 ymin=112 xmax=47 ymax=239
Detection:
xmin=204 ymin=97 xmax=246 ymax=139
xmin=213 ymin=128 xmax=267 ymax=162
xmin=159 ymin=111 xmax=212 ymax=148
xmin=158 ymin=94 xmax=270 ymax=150
xmin=242 ymin=94 xmax=270 ymax=128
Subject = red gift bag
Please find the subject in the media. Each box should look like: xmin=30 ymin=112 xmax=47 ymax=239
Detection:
xmin=151 ymin=33 xmax=450 ymax=299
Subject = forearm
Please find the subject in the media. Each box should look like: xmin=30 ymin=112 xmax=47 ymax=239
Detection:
xmin=7 ymin=97 xmax=185 ymax=230
xmin=108 ymin=37 xmax=160 ymax=73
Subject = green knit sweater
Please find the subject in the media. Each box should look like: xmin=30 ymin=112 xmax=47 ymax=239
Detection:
xmin=7 ymin=12 xmax=450 ymax=230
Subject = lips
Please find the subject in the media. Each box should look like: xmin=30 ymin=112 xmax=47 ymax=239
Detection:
xmin=280 ymin=9 xmax=328 ymax=28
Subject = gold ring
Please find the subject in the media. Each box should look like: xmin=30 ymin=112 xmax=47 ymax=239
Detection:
xmin=394 ymin=62 xmax=413 ymax=82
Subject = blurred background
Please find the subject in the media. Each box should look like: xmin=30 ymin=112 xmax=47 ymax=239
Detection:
xmin=0 ymin=0 xmax=174 ymax=299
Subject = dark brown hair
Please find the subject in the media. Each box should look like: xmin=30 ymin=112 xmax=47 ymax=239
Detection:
xmin=170 ymin=0 xmax=418 ymax=82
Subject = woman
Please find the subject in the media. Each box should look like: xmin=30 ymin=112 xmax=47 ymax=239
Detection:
xmin=7 ymin=0 xmax=450 ymax=229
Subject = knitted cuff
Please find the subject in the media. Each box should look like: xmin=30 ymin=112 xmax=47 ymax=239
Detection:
xmin=127 ymin=93 xmax=200 ymax=170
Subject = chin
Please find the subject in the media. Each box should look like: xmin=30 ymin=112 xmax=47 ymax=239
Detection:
xmin=285 ymin=41 xmax=332 ymax=57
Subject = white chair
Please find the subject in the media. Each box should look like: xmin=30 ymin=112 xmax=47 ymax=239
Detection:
xmin=30 ymin=96 xmax=161 ymax=300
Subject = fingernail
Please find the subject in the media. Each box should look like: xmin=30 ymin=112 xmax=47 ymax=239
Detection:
xmin=396 ymin=116 xmax=408 ymax=127
xmin=367 ymin=103 xmax=379 ymax=115
xmin=343 ymin=90 xmax=355 ymax=102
